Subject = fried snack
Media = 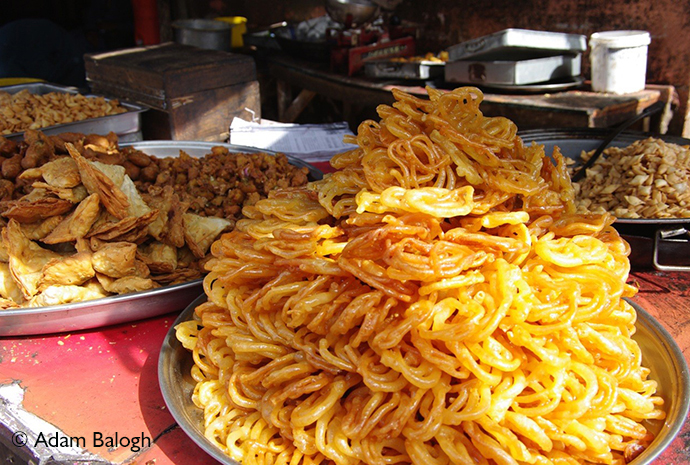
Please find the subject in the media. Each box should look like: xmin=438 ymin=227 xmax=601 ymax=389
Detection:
xmin=570 ymin=137 xmax=690 ymax=218
xmin=0 ymin=131 xmax=312 ymax=308
xmin=0 ymin=89 xmax=127 ymax=135
xmin=177 ymin=87 xmax=665 ymax=465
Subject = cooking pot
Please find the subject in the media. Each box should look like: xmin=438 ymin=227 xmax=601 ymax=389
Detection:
xmin=172 ymin=19 xmax=232 ymax=51
xmin=519 ymin=128 xmax=690 ymax=271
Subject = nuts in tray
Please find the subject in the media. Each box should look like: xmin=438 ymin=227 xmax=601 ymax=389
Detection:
xmin=0 ymin=130 xmax=311 ymax=308
xmin=0 ymin=89 xmax=128 ymax=135
xmin=568 ymin=137 xmax=690 ymax=218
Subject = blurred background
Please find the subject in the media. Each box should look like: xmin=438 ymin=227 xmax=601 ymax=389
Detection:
xmin=1 ymin=0 xmax=688 ymax=135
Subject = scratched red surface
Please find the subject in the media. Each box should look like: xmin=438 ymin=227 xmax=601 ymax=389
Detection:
xmin=0 ymin=272 xmax=688 ymax=463
xmin=0 ymin=312 xmax=217 ymax=464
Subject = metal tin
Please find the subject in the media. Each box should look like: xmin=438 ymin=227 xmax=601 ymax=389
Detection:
xmin=519 ymin=128 xmax=690 ymax=271
xmin=444 ymin=53 xmax=581 ymax=86
xmin=159 ymin=295 xmax=689 ymax=465
xmin=364 ymin=59 xmax=444 ymax=80
xmin=1 ymin=82 xmax=147 ymax=142
xmin=172 ymin=19 xmax=233 ymax=52
xmin=448 ymin=28 xmax=587 ymax=62
xmin=0 ymin=142 xmax=323 ymax=337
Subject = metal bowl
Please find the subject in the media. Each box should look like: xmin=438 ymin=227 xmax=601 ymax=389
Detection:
xmin=325 ymin=0 xmax=379 ymax=26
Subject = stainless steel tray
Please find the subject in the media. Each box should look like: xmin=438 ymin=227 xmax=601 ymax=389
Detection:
xmin=0 ymin=141 xmax=323 ymax=337
xmin=519 ymin=128 xmax=690 ymax=271
xmin=364 ymin=60 xmax=444 ymax=80
xmin=448 ymin=28 xmax=587 ymax=62
xmin=1 ymin=82 xmax=147 ymax=142
xmin=445 ymin=53 xmax=581 ymax=86
xmin=159 ymin=295 xmax=690 ymax=465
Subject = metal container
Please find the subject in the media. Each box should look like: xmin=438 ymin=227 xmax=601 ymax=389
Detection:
xmin=0 ymin=141 xmax=322 ymax=337
xmin=364 ymin=59 xmax=444 ymax=80
xmin=448 ymin=28 xmax=587 ymax=62
xmin=519 ymin=128 xmax=690 ymax=271
xmin=326 ymin=0 xmax=379 ymax=27
xmin=159 ymin=295 xmax=690 ymax=465
xmin=445 ymin=53 xmax=581 ymax=86
xmin=1 ymin=82 xmax=146 ymax=142
xmin=172 ymin=19 xmax=232 ymax=51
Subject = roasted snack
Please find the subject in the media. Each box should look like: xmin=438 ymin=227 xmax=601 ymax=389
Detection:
xmin=0 ymin=89 xmax=127 ymax=135
xmin=569 ymin=137 xmax=690 ymax=218
xmin=176 ymin=87 xmax=664 ymax=465
xmin=0 ymin=132 xmax=311 ymax=308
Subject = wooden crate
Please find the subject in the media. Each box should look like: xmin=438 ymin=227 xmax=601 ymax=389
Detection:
xmin=84 ymin=43 xmax=260 ymax=141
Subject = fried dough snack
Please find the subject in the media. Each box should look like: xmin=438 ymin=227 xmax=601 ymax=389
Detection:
xmin=0 ymin=129 xmax=311 ymax=308
xmin=176 ymin=87 xmax=665 ymax=465
xmin=0 ymin=142 xmax=222 ymax=307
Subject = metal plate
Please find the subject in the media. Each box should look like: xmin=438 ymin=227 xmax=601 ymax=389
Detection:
xmin=0 ymin=142 xmax=323 ymax=336
xmin=1 ymin=82 xmax=147 ymax=142
xmin=448 ymin=28 xmax=587 ymax=62
xmin=159 ymin=295 xmax=689 ymax=465
xmin=518 ymin=128 xmax=690 ymax=228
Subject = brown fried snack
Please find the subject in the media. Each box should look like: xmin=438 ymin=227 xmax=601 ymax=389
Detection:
xmin=0 ymin=129 xmax=311 ymax=308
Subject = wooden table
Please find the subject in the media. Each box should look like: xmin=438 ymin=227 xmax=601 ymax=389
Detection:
xmin=266 ymin=53 xmax=678 ymax=134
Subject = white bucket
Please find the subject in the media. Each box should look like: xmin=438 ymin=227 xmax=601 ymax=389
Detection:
xmin=590 ymin=30 xmax=651 ymax=94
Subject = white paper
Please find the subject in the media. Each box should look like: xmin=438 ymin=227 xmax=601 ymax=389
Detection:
xmin=229 ymin=118 xmax=357 ymax=163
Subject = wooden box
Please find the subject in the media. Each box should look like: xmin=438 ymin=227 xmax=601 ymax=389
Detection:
xmin=84 ymin=43 xmax=260 ymax=142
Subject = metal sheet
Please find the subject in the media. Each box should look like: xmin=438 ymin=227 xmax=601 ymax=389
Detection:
xmin=159 ymin=295 xmax=690 ymax=465
xmin=0 ymin=141 xmax=323 ymax=336
xmin=1 ymin=82 xmax=147 ymax=141
xmin=448 ymin=28 xmax=587 ymax=62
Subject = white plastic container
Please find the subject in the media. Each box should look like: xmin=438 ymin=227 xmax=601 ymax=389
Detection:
xmin=589 ymin=30 xmax=651 ymax=94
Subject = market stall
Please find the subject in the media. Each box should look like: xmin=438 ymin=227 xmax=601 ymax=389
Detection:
xmin=1 ymin=1 xmax=689 ymax=464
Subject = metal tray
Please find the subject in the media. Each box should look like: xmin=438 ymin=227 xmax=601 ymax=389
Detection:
xmin=1 ymin=82 xmax=147 ymax=142
xmin=364 ymin=60 xmax=445 ymax=80
xmin=448 ymin=28 xmax=587 ymax=62
xmin=159 ymin=295 xmax=690 ymax=465
xmin=519 ymin=128 xmax=690 ymax=270
xmin=0 ymin=141 xmax=323 ymax=337
xmin=445 ymin=53 xmax=581 ymax=86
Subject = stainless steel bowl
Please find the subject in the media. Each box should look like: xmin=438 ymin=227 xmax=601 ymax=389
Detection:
xmin=325 ymin=0 xmax=379 ymax=26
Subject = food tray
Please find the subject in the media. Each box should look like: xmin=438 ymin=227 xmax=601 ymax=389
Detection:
xmin=448 ymin=28 xmax=587 ymax=62
xmin=364 ymin=60 xmax=444 ymax=80
xmin=519 ymin=128 xmax=690 ymax=270
xmin=444 ymin=54 xmax=581 ymax=86
xmin=1 ymin=82 xmax=147 ymax=142
xmin=0 ymin=141 xmax=323 ymax=336
xmin=159 ymin=295 xmax=690 ymax=465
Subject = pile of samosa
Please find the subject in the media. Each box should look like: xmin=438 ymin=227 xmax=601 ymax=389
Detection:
xmin=0 ymin=140 xmax=231 ymax=308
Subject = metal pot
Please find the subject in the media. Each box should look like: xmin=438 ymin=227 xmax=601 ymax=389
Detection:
xmin=325 ymin=0 xmax=379 ymax=27
xmin=172 ymin=19 xmax=232 ymax=51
